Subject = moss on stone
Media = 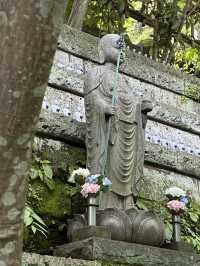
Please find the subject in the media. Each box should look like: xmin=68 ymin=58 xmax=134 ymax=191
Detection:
xmin=28 ymin=180 xmax=72 ymax=219
xmin=101 ymin=261 xmax=129 ymax=266
xmin=24 ymin=140 xmax=87 ymax=253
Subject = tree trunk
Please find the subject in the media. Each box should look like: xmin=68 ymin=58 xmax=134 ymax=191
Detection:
xmin=68 ymin=0 xmax=90 ymax=30
xmin=0 ymin=1 xmax=67 ymax=265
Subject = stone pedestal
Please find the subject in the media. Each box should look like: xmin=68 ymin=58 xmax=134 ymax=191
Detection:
xmin=54 ymin=237 xmax=199 ymax=266
xmin=162 ymin=241 xmax=194 ymax=252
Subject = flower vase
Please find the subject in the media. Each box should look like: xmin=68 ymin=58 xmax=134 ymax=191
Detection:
xmin=172 ymin=214 xmax=181 ymax=243
xmin=87 ymin=194 xmax=97 ymax=226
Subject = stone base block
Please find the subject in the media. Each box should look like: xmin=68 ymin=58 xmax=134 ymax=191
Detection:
xmin=54 ymin=237 xmax=199 ymax=266
xmin=162 ymin=241 xmax=194 ymax=252
xmin=72 ymin=226 xmax=111 ymax=242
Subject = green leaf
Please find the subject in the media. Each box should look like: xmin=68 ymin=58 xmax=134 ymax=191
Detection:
xmin=29 ymin=168 xmax=39 ymax=180
xmin=31 ymin=225 xmax=37 ymax=234
xmin=33 ymin=222 xmax=48 ymax=233
xmin=136 ymin=199 xmax=148 ymax=210
xmin=38 ymin=169 xmax=44 ymax=180
xmin=42 ymin=160 xmax=51 ymax=164
xmin=34 ymin=227 xmax=47 ymax=238
xmin=43 ymin=176 xmax=55 ymax=190
xmin=42 ymin=164 xmax=53 ymax=179
xmin=31 ymin=212 xmax=46 ymax=226
xmin=165 ymin=223 xmax=173 ymax=241
xmin=189 ymin=212 xmax=199 ymax=223
xmin=24 ymin=216 xmax=33 ymax=226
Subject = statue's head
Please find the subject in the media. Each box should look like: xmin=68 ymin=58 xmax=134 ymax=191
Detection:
xmin=98 ymin=34 xmax=124 ymax=64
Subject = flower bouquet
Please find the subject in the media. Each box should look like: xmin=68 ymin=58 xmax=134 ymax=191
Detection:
xmin=69 ymin=168 xmax=112 ymax=197
xmin=81 ymin=174 xmax=112 ymax=198
xmin=165 ymin=186 xmax=191 ymax=243
xmin=69 ymin=168 xmax=112 ymax=226
xmin=165 ymin=186 xmax=190 ymax=215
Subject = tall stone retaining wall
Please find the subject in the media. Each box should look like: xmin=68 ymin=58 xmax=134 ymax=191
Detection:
xmin=35 ymin=25 xmax=200 ymax=204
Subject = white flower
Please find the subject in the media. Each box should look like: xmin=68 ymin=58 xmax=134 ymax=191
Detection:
xmin=165 ymin=186 xmax=186 ymax=197
xmin=68 ymin=168 xmax=90 ymax=183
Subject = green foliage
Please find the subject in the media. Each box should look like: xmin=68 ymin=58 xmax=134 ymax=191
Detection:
xmin=181 ymin=84 xmax=200 ymax=103
xmin=24 ymin=205 xmax=48 ymax=238
xmin=29 ymin=155 xmax=55 ymax=190
xmin=175 ymin=48 xmax=200 ymax=74
xmin=73 ymin=0 xmax=200 ymax=70
xmin=182 ymin=201 xmax=200 ymax=252
xmin=136 ymin=197 xmax=200 ymax=252
xmin=83 ymin=0 xmax=124 ymax=37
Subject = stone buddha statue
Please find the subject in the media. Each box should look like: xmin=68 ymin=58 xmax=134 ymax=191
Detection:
xmin=68 ymin=34 xmax=164 ymax=246
xmin=84 ymin=34 xmax=153 ymax=210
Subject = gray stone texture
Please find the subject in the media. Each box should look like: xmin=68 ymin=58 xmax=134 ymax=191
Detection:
xmin=49 ymin=50 xmax=200 ymax=135
xmin=34 ymin=137 xmax=200 ymax=203
xmin=72 ymin=226 xmax=111 ymax=242
xmin=42 ymin=87 xmax=200 ymax=155
xmin=37 ymin=110 xmax=85 ymax=144
xmin=22 ymin=252 xmax=100 ymax=266
xmin=58 ymin=25 xmax=200 ymax=101
xmin=36 ymin=111 xmax=200 ymax=180
xmin=54 ymin=237 xmax=200 ymax=266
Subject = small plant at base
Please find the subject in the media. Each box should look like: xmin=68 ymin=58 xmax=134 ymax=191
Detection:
xmin=29 ymin=155 xmax=55 ymax=190
xmin=24 ymin=204 xmax=48 ymax=238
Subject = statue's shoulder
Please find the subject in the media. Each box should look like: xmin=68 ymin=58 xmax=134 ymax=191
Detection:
xmin=84 ymin=66 xmax=104 ymax=93
xmin=85 ymin=66 xmax=103 ymax=80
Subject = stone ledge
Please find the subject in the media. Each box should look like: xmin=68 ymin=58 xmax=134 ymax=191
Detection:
xmin=59 ymin=25 xmax=200 ymax=100
xmin=22 ymin=252 xmax=100 ymax=266
xmin=54 ymin=237 xmax=200 ymax=266
xmin=33 ymin=137 xmax=200 ymax=203
xmin=36 ymin=110 xmax=200 ymax=179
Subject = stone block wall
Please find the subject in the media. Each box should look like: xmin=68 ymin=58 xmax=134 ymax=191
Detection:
xmin=36 ymin=25 xmax=200 ymax=204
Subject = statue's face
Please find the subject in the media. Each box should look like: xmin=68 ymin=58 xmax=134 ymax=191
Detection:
xmin=103 ymin=35 xmax=124 ymax=65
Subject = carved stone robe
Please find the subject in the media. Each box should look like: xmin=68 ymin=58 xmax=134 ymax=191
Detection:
xmin=84 ymin=66 xmax=145 ymax=208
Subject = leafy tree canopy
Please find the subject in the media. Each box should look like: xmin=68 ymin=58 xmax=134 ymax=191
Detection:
xmin=67 ymin=0 xmax=200 ymax=75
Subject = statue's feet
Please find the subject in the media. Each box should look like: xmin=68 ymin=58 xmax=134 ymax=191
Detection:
xmin=96 ymin=207 xmax=165 ymax=246
xmin=125 ymin=208 xmax=165 ymax=246
xmin=97 ymin=208 xmax=132 ymax=242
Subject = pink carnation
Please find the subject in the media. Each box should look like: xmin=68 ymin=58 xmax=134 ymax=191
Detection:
xmin=167 ymin=200 xmax=186 ymax=214
xmin=81 ymin=183 xmax=100 ymax=198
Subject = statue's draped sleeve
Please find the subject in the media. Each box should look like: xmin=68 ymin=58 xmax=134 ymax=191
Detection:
xmin=84 ymin=67 xmax=112 ymax=174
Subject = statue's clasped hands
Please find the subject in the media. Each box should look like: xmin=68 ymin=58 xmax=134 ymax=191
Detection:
xmin=105 ymin=105 xmax=119 ymax=117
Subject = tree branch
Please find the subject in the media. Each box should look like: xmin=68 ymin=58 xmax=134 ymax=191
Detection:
xmin=127 ymin=7 xmax=200 ymax=47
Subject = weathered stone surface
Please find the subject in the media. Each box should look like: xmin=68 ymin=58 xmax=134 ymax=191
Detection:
xmin=146 ymin=120 xmax=200 ymax=154
xmin=22 ymin=252 xmax=101 ymax=266
xmin=42 ymin=87 xmax=200 ymax=154
xmin=43 ymin=87 xmax=85 ymax=122
xmin=144 ymin=141 xmax=200 ymax=177
xmin=36 ymin=110 xmax=200 ymax=179
xmin=150 ymin=102 xmax=200 ymax=135
xmin=58 ymin=25 xmax=200 ymax=101
xmin=33 ymin=138 xmax=200 ymax=204
xmin=72 ymin=226 xmax=111 ymax=242
xmin=37 ymin=110 xmax=85 ymax=144
xmin=54 ymin=237 xmax=200 ymax=266
xmin=48 ymin=50 xmax=200 ymax=134
xmin=142 ymin=165 xmax=200 ymax=202
xmin=34 ymin=137 xmax=86 ymax=169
